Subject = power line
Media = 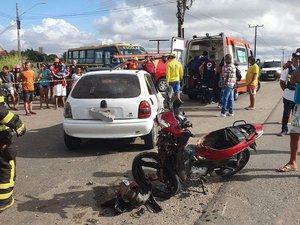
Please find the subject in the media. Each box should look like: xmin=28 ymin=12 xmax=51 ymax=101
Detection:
xmin=21 ymin=1 xmax=176 ymax=21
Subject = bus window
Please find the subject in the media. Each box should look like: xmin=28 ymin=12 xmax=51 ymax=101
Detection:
xmin=68 ymin=51 xmax=72 ymax=64
xmin=236 ymin=48 xmax=247 ymax=65
xmin=86 ymin=50 xmax=95 ymax=64
xmin=104 ymin=51 xmax=111 ymax=65
xmin=73 ymin=51 xmax=79 ymax=59
xmin=95 ymin=50 xmax=103 ymax=64
xmin=79 ymin=50 xmax=86 ymax=64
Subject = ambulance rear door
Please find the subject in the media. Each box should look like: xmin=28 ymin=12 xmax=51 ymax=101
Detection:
xmin=171 ymin=37 xmax=187 ymax=66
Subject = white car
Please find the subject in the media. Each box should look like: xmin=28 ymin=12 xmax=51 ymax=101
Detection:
xmin=63 ymin=70 xmax=164 ymax=150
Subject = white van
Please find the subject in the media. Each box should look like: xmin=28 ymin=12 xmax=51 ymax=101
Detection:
xmin=260 ymin=59 xmax=282 ymax=80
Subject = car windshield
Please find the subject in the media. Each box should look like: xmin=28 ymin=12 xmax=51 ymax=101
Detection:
xmin=71 ymin=74 xmax=141 ymax=99
xmin=118 ymin=45 xmax=147 ymax=55
xmin=263 ymin=62 xmax=281 ymax=68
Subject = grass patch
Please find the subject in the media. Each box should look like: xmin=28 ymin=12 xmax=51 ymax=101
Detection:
xmin=0 ymin=54 xmax=19 ymax=70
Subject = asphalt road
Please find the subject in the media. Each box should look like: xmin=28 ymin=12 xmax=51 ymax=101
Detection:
xmin=1 ymin=80 xmax=295 ymax=225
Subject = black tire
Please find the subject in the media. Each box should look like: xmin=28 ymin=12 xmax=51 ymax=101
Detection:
xmin=6 ymin=92 xmax=19 ymax=110
xmin=188 ymin=94 xmax=198 ymax=100
xmin=157 ymin=78 xmax=167 ymax=92
xmin=64 ymin=132 xmax=81 ymax=150
xmin=143 ymin=124 xmax=157 ymax=150
xmin=132 ymin=152 xmax=181 ymax=199
xmin=215 ymin=148 xmax=250 ymax=178
xmin=234 ymin=90 xmax=239 ymax=101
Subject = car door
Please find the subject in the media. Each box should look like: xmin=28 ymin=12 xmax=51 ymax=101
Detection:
xmin=143 ymin=73 xmax=164 ymax=114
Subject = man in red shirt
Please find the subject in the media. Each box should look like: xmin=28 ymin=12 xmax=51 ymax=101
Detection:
xmin=142 ymin=56 xmax=156 ymax=79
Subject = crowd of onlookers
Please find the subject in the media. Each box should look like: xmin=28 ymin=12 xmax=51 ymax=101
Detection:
xmin=0 ymin=59 xmax=82 ymax=115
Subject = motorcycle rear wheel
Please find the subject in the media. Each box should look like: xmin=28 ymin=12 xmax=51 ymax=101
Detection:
xmin=132 ymin=152 xmax=181 ymax=199
xmin=215 ymin=148 xmax=250 ymax=178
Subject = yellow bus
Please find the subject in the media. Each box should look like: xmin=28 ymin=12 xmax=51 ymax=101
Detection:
xmin=67 ymin=43 xmax=147 ymax=67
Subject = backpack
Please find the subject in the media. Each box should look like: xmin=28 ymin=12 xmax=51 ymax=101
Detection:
xmin=236 ymin=68 xmax=242 ymax=81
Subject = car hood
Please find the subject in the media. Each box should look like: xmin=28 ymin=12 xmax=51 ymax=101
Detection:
xmin=261 ymin=68 xmax=282 ymax=72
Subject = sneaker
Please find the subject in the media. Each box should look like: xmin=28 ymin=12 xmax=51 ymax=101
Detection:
xmin=277 ymin=131 xmax=288 ymax=137
xmin=227 ymin=113 xmax=234 ymax=117
xmin=0 ymin=198 xmax=14 ymax=213
xmin=245 ymin=106 xmax=255 ymax=110
xmin=217 ymin=104 xmax=222 ymax=108
xmin=220 ymin=113 xmax=226 ymax=117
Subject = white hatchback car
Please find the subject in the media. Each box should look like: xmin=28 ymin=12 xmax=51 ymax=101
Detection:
xmin=63 ymin=70 xmax=164 ymax=150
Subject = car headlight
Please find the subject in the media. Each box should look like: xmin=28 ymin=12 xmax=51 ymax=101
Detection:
xmin=276 ymin=70 xmax=281 ymax=74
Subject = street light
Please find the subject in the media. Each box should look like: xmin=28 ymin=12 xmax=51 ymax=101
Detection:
xmin=16 ymin=2 xmax=46 ymax=62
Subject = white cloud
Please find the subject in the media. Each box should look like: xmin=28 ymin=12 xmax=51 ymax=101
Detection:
xmin=0 ymin=18 xmax=105 ymax=55
xmin=0 ymin=0 xmax=299 ymax=61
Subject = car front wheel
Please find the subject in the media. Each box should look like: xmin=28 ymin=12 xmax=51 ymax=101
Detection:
xmin=64 ymin=132 xmax=81 ymax=150
xmin=157 ymin=78 xmax=167 ymax=92
xmin=143 ymin=123 xmax=157 ymax=150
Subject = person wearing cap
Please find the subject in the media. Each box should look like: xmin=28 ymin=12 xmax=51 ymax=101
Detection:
xmin=166 ymin=52 xmax=183 ymax=101
xmin=142 ymin=55 xmax=156 ymax=79
xmin=277 ymin=53 xmax=299 ymax=137
xmin=277 ymin=49 xmax=300 ymax=172
xmin=129 ymin=57 xmax=139 ymax=70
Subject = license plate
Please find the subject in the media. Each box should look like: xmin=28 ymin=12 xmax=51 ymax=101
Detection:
xmin=268 ymin=74 xmax=274 ymax=77
xmin=89 ymin=108 xmax=115 ymax=122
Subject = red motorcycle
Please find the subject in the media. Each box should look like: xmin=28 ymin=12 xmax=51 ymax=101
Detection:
xmin=132 ymin=88 xmax=263 ymax=199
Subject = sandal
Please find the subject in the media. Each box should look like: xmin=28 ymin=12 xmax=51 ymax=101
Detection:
xmin=276 ymin=164 xmax=298 ymax=172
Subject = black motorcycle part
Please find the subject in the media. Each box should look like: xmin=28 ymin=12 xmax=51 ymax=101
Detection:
xmin=131 ymin=152 xmax=181 ymax=199
xmin=215 ymin=148 xmax=250 ymax=177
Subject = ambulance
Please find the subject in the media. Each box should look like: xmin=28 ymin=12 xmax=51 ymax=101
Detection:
xmin=171 ymin=33 xmax=253 ymax=100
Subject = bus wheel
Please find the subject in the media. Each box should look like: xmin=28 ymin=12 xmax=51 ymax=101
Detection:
xmin=234 ymin=90 xmax=239 ymax=101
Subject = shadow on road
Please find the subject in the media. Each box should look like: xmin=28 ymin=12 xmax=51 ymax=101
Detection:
xmin=16 ymin=184 xmax=122 ymax=219
xmin=15 ymin=124 xmax=145 ymax=159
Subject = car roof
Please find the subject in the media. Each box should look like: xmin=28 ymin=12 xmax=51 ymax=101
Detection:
xmin=83 ymin=70 xmax=142 ymax=77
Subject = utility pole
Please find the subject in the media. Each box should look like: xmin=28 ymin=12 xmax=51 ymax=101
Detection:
xmin=280 ymin=48 xmax=285 ymax=63
xmin=15 ymin=2 xmax=46 ymax=63
xmin=16 ymin=3 xmax=21 ymax=61
xmin=176 ymin=0 xmax=195 ymax=38
xmin=149 ymin=39 xmax=169 ymax=53
xmin=249 ymin=24 xmax=263 ymax=59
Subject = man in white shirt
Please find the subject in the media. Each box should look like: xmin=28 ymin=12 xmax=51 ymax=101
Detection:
xmin=277 ymin=54 xmax=299 ymax=136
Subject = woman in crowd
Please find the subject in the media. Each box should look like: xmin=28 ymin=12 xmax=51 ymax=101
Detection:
xmin=37 ymin=63 xmax=51 ymax=109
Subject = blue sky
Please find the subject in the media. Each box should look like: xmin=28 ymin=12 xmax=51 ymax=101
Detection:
xmin=0 ymin=0 xmax=110 ymax=32
xmin=0 ymin=0 xmax=298 ymax=61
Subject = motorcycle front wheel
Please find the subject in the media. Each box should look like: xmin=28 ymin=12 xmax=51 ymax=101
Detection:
xmin=215 ymin=148 xmax=250 ymax=178
xmin=132 ymin=152 xmax=181 ymax=199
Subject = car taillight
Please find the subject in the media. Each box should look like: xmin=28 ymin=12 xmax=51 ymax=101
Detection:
xmin=64 ymin=102 xmax=72 ymax=118
xmin=138 ymin=101 xmax=151 ymax=119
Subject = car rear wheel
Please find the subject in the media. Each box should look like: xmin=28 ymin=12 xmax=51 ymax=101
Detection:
xmin=64 ymin=132 xmax=81 ymax=150
xmin=143 ymin=123 xmax=157 ymax=150
xmin=157 ymin=78 xmax=167 ymax=92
